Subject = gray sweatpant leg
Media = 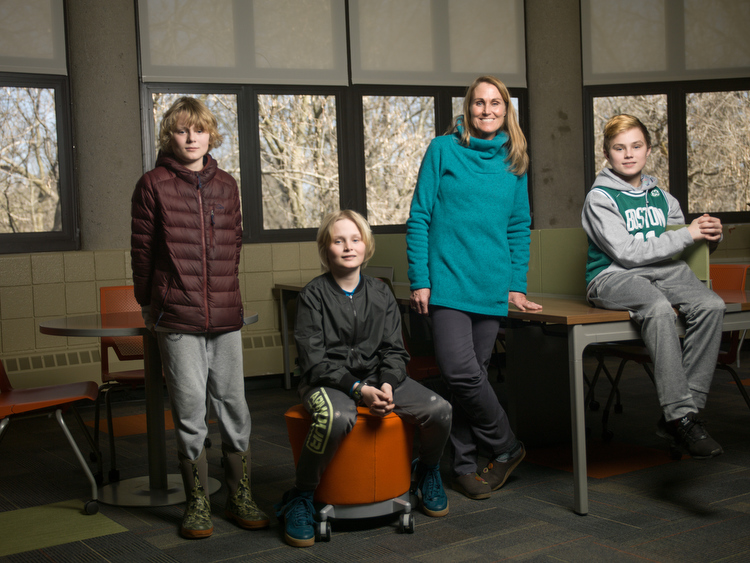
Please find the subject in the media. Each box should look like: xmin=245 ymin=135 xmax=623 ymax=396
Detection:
xmin=588 ymin=261 xmax=725 ymax=421
xmin=158 ymin=330 xmax=251 ymax=460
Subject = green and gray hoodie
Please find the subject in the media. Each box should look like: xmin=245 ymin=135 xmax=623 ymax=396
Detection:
xmin=581 ymin=168 xmax=693 ymax=289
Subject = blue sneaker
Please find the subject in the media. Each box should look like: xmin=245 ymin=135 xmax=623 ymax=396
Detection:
xmin=412 ymin=460 xmax=449 ymax=517
xmin=274 ymin=489 xmax=315 ymax=547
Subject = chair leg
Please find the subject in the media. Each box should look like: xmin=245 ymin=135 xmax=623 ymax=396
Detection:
xmin=601 ymin=359 xmax=630 ymax=441
xmin=105 ymin=387 xmax=120 ymax=482
xmin=0 ymin=418 xmax=9 ymax=446
xmin=71 ymin=406 xmax=103 ymax=484
xmin=584 ymin=360 xmax=603 ymax=411
xmin=738 ymin=330 xmax=746 ymax=368
xmin=717 ymin=364 xmax=750 ymax=412
xmin=55 ymin=408 xmax=99 ymax=514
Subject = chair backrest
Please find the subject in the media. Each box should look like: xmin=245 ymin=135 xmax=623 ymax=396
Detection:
xmin=364 ymin=265 xmax=394 ymax=282
xmin=100 ymin=286 xmax=144 ymax=376
xmin=710 ymin=264 xmax=750 ymax=292
xmin=0 ymin=360 xmax=12 ymax=393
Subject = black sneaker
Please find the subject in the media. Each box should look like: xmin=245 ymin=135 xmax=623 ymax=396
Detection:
xmin=657 ymin=413 xmax=723 ymax=459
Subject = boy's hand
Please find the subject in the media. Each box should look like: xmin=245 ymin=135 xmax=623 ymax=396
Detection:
xmin=362 ymin=383 xmax=394 ymax=417
xmin=508 ymin=291 xmax=542 ymax=312
xmin=688 ymin=214 xmax=722 ymax=242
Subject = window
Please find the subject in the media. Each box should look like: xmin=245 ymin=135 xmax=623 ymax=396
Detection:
xmin=0 ymin=74 xmax=76 ymax=253
xmin=145 ymin=83 xmax=526 ymax=242
xmin=362 ymin=95 xmax=434 ymax=226
xmin=686 ymin=89 xmax=750 ymax=214
xmin=584 ymin=79 xmax=750 ymax=224
xmin=0 ymin=0 xmax=75 ymax=254
xmin=138 ymin=0 xmax=530 ymax=242
xmin=257 ymin=93 xmax=339 ymax=230
xmin=591 ymin=94 xmax=669 ymax=191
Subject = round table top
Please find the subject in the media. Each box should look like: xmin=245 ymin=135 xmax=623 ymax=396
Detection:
xmin=39 ymin=311 xmax=259 ymax=337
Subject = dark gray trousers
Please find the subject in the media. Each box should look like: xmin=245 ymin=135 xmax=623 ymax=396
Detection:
xmin=431 ymin=306 xmax=515 ymax=477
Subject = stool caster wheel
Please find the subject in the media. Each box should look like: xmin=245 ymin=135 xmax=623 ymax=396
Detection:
xmin=315 ymin=520 xmax=331 ymax=542
xmin=589 ymin=400 xmax=600 ymax=411
xmin=399 ymin=512 xmax=415 ymax=534
xmin=84 ymin=500 xmax=99 ymax=515
xmin=614 ymin=404 xmax=623 ymax=414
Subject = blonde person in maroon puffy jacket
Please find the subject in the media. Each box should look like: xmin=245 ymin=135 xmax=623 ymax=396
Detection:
xmin=131 ymin=97 xmax=268 ymax=539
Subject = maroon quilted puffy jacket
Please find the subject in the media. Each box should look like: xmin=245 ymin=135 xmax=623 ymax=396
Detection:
xmin=130 ymin=153 xmax=243 ymax=333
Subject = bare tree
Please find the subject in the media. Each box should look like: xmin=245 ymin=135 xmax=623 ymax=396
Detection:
xmin=363 ymin=95 xmax=434 ymax=226
xmin=0 ymin=86 xmax=60 ymax=233
xmin=686 ymin=90 xmax=750 ymax=213
xmin=257 ymin=94 xmax=339 ymax=229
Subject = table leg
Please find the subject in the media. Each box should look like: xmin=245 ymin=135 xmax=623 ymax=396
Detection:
xmin=97 ymin=332 xmax=219 ymax=506
xmin=568 ymin=324 xmax=589 ymax=516
xmin=280 ymin=289 xmax=292 ymax=390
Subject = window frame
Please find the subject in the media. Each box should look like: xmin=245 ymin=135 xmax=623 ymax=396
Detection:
xmin=583 ymin=77 xmax=750 ymax=224
xmin=0 ymin=72 xmax=78 ymax=254
xmin=141 ymin=82 xmax=531 ymax=242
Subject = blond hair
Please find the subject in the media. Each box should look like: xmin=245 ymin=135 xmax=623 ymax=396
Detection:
xmin=316 ymin=210 xmax=375 ymax=272
xmin=157 ymin=97 xmax=223 ymax=155
xmin=602 ymin=114 xmax=652 ymax=154
xmin=449 ymin=75 xmax=529 ymax=176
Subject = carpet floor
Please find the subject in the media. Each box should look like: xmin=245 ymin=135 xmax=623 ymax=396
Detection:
xmin=2 ymin=353 xmax=750 ymax=562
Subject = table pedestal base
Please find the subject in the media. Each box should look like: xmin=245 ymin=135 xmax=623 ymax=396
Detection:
xmin=98 ymin=475 xmax=221 ymax=507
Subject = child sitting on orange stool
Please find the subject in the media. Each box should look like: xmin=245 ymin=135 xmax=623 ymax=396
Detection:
xmin=275 ymin=210 xmax=452 ymax=548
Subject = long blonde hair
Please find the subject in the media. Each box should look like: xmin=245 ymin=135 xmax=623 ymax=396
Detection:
xmin=449 ymin=75 xmax=528 ymax=176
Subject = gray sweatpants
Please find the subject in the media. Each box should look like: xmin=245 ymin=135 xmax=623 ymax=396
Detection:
xmin=431 ymin=306 xmax=516 ymax=477
xmin=588 ymin=260 xmax=725 ymax=421
xmin=157 ymin=330 xmax=250 ymax=460
xmin=294 ymin=377 xmax=451 ymax=492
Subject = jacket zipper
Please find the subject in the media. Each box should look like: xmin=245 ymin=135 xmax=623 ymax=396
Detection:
xmin=197 ymin=173 xmax=209 ymax=332
xmin=348 ymin=294 xmax=359 ymax=368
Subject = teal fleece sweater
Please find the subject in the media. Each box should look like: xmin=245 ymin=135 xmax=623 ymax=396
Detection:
xmin=406 ymin=127 xmax=531 ymax=317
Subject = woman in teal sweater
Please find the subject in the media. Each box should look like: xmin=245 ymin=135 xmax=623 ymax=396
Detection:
xmin=407 ymin=75 xmax=541 ymax=500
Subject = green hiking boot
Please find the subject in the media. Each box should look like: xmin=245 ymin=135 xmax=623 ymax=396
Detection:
xmin=179 ymin=450 xmax=213 ymax=539
xmin=223 ymin=445 xmax=269 ymax=529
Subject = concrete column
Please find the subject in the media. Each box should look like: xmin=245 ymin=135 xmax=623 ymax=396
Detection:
xmin=66 ymin=0 xmax=143 ymax=250
xmin=525 ymin=0 xmax=586 ymax=228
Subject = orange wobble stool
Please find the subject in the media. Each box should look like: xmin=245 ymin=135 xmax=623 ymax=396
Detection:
xmin=284 ymin=403 xmax=416 ymax=537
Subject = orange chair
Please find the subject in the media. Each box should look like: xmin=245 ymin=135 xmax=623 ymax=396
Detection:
xmin=96 ymin=285 xmax=148 ymax=482
xmin=711 ymin=264 xmax=750 ymax=367
xmin=0 ymin=360 xmax=100 ymax=514
xmin=284 ymin=404 xmax=415 ymax=539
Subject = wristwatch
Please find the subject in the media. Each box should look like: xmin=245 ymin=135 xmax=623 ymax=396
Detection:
xmin=351 ymin=381 xmax=366 ymax=402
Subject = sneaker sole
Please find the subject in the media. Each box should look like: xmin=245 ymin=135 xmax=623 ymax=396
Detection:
xmin=422 ymin=503 xmax=449 ymax=517
xmin=657 ymin=430 xmax=724 ymax=460
xmin=451 ymin=481 xmax=491 ymax=500
xmin=180 ymin=526 xmax=214 ymax=539
xmin=225 ymin=510 xmax=270 ymax=529
xmin=285 ymin=532 xmax=315 ymax=548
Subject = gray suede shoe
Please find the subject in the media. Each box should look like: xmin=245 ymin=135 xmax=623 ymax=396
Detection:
xmin=452 ymin=473 xmax=491 ymax=500
xmin=482 ymin=441 xmax=525 ymax=491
